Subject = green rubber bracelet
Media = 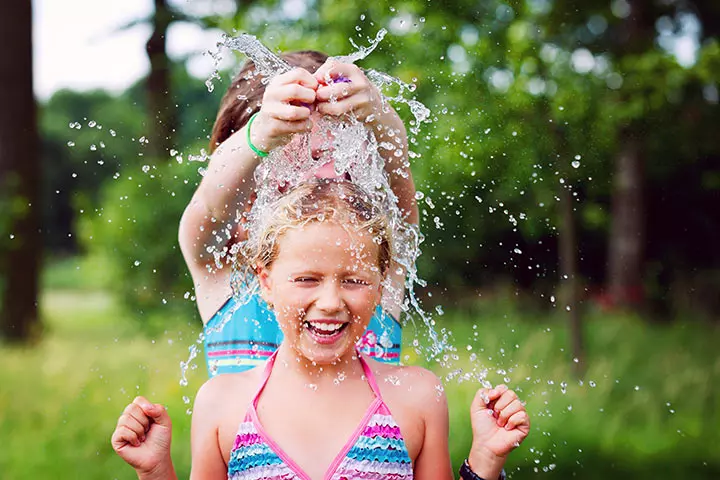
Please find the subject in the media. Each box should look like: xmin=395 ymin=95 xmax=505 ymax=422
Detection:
xmin=246 ymin=112 xmax=269 ymax=158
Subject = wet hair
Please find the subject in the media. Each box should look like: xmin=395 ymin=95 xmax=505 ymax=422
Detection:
xmin=240 ymin=178 xmax=393 ymax=279
xmin=209 ymin=50 xmax=329 ymax=152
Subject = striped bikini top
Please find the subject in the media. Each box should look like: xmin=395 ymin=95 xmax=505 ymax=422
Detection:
xmin=228 ymin=350 xmax=414 ymax=480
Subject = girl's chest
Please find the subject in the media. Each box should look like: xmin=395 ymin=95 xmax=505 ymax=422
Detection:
xmin=221 ymin=388 xmax=419 ymax=480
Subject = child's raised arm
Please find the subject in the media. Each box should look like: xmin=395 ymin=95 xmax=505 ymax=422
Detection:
xmin=178 ymin=67 xmax=319 ymax=320
xmin=314 ymin=60 xmax=419 ymax=226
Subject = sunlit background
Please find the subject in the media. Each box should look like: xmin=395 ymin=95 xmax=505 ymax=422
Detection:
xmin=1 ymin=0 xmax=718 ymax=478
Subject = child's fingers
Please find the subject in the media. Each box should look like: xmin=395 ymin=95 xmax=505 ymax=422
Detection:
xmin=270 ymin=83 xmax=317 ymax=105
xmin=473 ymin=384 xmax=508 ymax=408
xmin=123 ymin=402 xmax=151 ymax=432
xmin=496 ymin=399 xmax=525 ymax=428
xmin=265 ymin=102 xmax=313 ymax=122
xmin=491 ymin=388 xmax=518 ymax=412
xmin=315 ymin=60 xmax=364 ymax=85
xmin=315 ymin=95 xmax=367 ymax=117
xmin=144 ymin=403 xmax=173 ymax=429
xmin=132 ymin=396 xmax=154 ymax=411
xmin=111 ymin=424 xmax=142 ymax=449
xmin=118 ymin=412 xmax=149 ymax=439
xmin=315 ymin=81 xmax=362 ymax=103
xmin=274 ymin=68 xmax=319 ymax=89
xmin=132 ymin=396 xmax=172 ymax=430
xmin=505 ymin=410 xmax=531 ymax=434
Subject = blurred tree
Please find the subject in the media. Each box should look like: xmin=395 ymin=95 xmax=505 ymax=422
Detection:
xmin=146 ymin=0 xmax=177 ymax=159
xmin=547 ymin=0 xmax=720 ymax=313
xmin=61 ymin=0 xmax=718 ymax=328
xmin=0 ymin=0 xmax=41 ymax=342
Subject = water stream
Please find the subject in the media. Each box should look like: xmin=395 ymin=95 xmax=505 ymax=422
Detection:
xmin=181 ymin=31 xmax=457 ymax=391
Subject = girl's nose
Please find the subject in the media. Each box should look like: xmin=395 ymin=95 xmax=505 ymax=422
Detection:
xmin=315 ymin=282 xmax=343 ymax=313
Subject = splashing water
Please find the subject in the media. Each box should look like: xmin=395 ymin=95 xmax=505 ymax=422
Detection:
xmin=205 ymin=33 xmax=293 ymax=92
xmin=333 ymin=28 xmax=388 ymax=64
xmin=183 ymin=30 xmax=468 ymax=394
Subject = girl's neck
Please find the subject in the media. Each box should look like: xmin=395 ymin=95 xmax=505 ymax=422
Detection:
xmin=272 ymin=342 xmax=367 ymax=387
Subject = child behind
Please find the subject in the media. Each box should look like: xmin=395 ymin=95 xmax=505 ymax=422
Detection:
xmin=112 ymin=179 xmax=530 ymax=480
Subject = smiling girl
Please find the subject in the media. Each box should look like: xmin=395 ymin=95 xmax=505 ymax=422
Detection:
xmin=112 ymin=179 xmax=530 ymax=480
xmin=182 ymin=52 xmax=418 ymax=376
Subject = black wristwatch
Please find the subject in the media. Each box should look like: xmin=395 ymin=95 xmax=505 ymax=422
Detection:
xmin=459 ymin=459 xmax=506 ymax=480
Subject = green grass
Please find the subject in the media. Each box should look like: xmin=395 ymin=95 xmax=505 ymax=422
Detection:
xmin=1 ymin=289 xmax=719 ymax=479
xmin=0 ymin=290 xmax=203 ymax=479
xmin=407 ymin=300 xmax=720 ymax=478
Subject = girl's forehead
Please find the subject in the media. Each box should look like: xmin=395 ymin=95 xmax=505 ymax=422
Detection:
xmin=276 ymin=222 xmax=377 ymax=260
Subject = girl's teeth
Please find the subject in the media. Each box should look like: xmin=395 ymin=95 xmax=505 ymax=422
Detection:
xmin=308 ymin=322 xmax=343 ymax=332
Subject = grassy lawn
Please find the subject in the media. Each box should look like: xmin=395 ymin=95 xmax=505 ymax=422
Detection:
xmin=1 ymin=288 xmax=718 ymax=479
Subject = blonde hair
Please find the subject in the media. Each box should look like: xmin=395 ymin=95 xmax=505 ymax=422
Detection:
xmin=236 ymin=179 xmax=393 ymax=285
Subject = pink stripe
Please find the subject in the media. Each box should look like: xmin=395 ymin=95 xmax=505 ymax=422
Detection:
xmin=234 ymin=433 xmax=264 ymax=449
xmin=207 ymin=349 xmax=274 ymax=358
xmin=362 ymin=351 xmax=400 ymax=359
xmin=361 ymin=424 xmax=404 ymax=439
xmin=323 ymin=398 xmax=383 ymax=480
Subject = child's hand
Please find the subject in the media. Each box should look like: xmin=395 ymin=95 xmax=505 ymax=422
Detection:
xmin=111 ymin=396 xmax=173 ymax=475
xmin=314 ymin=60 xmax=385 ymax=124
xmin=468 ymin=385 xmax=530 ymax=479
xmin=251 ymin=68 xmax=319 ymax=152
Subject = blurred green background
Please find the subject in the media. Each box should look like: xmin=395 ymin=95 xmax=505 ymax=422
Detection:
xmin=1 ymin=0 xmax=718 ymax=478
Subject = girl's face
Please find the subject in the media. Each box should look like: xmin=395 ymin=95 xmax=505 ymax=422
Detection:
xmin=258 ymin=221 xmax=383 ymax=365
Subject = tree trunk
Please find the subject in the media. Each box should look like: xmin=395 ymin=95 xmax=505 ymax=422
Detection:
xmin=559 ymin=177 xmax=584 ymax=376
xmin=607 ymin=131 xmax=645 ymax=307
xmin=146 ymin=0 xmax=176 ymax=160
xmin=0 ymin=0 xmax=42 ymax=342
xmin=604 ymin=2 xmax=653 ymax=310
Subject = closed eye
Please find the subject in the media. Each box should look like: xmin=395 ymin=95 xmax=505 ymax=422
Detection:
xmin=343 ymin=278 xmax=370 ymax=286
xmin=293 ymin=277 xmax=319 ymax=284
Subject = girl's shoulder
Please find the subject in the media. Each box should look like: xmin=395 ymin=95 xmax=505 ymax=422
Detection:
xmin=366 ymin=358 xmax=447 ymax=415
xmin=194 ymin=365 xmax=265 ymax=418
xmin=365 ymin=358 xmax=448 ymax=458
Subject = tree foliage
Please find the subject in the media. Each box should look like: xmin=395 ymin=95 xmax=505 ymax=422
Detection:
xmin=34 ymin=0 xmax=720 ymax=324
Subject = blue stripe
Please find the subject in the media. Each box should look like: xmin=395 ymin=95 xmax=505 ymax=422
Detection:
xmin=204 ymin=295 xmax=402 ymax=377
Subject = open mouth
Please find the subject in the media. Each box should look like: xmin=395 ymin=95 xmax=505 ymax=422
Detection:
xmin=303 ymin=320 xmax=349 ymax=344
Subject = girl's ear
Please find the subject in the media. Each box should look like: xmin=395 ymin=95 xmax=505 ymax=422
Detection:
xmin=257 ymin=264 xmax=274 ymax=306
